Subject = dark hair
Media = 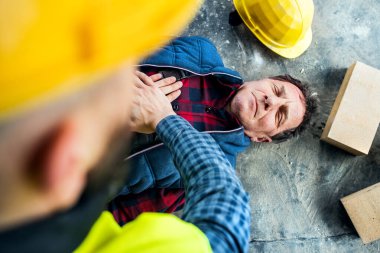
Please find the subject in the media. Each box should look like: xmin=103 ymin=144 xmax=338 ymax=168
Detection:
xmin=269 ymin=74 xmax=318 ymax=143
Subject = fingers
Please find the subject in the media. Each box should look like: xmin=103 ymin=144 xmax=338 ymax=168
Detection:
xmin=149 ymin=73 xmax=163 ymax=82
xmin=132 ymin=75 xmax=145 ymax=88
xmin=135 ymin=71 xmax=177 ymax=88
xmin=135 ymin=71 xmax=154 ymax=86
xmin=155 ymin=76 xmax=177 ymax=87
xmin=160 ymin=81 xmax=183 ymax=95
xmin=166 ymin=90 xmax=181 ymax=102
xmin=134 ymin=71 xmax=182 ymax=101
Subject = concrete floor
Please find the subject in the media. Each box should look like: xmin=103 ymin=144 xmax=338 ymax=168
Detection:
xmin=183 ymin=0 xmax=380 ymax=252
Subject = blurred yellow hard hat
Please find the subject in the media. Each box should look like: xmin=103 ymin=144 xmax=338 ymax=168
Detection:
xmin=233 ymin=0 xmax=314 ymax=58
xmin=0 ymin=0 xmax=201 ymax=120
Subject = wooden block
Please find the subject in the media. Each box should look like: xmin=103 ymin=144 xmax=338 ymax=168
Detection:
xmin=321 ymin=61 xmax=380 ymax=155
xmin=341 ymin=183 xmax=380 ymax=244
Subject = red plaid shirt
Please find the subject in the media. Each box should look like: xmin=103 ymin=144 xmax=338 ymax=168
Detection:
xmin=109 ymin=188 xmax=186 ymax=226
xmin=109 ymin=67 xmax=242 ymax=225
xmin=170 ymin=72 xmax=241 ymax=131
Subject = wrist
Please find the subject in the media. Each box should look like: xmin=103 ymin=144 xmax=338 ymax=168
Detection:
xmin=153 ymin=111 xmax=176 ymax=129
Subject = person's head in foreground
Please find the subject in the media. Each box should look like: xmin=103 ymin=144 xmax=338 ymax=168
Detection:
xmin=228 ymin=74 xmax=318 ymax=143
xmin=0 ymin=0 xmax=201 ymax=251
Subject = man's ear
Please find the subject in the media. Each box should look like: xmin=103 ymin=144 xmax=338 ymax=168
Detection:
xmin=41 ymin=119 xmax=87 ymax=210
xmin=250 ymin=136 xmax=272 ymax=143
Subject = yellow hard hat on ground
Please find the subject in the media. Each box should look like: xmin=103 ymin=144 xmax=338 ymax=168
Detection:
xmin=233 ymin=0 xmax=314 ymax=59
xmin=0 ymin=0 xmax=202 ymax=121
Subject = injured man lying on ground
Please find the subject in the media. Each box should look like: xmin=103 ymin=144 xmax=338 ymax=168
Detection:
xmin=108 ymin=36 xmax=318 ymax=225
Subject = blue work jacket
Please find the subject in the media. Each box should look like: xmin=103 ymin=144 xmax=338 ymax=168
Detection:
xmin=119 ymin=36 xmax=251 ymax=195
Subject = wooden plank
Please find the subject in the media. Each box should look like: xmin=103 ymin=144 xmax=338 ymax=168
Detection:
xmin=341 ymin=183 xmax=380 ymax=244
xmin=321 ymin=61 xmax=380 ymax=155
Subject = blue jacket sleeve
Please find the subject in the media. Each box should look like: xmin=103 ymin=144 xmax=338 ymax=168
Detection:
xmin=156 ymin=115 xmax=251 ymax=253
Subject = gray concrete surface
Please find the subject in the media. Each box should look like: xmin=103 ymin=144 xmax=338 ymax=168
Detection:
xmin=183 ymin=0 xmax=380 ymax=252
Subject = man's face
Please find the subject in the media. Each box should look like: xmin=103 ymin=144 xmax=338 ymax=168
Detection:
xmin=228 ymin=78 xmax=306 ymax=142
xmin=0 ymin=66 xmax=136 ymax=229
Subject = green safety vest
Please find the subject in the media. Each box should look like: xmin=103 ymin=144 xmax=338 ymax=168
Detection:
xmin=75 ymin=211 xmax=212 ymax=253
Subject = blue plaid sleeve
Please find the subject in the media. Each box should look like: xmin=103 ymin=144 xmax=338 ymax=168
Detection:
xmin=156 ymin=115 xmax=251 ymax=253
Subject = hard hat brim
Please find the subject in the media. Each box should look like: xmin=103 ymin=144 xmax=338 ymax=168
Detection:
xmin=264 ymin=28 xmax=313 ymax=59
xmin=233 ymin=0 xmax=313 ymax=59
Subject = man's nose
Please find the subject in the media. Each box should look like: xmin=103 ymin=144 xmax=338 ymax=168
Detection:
xmin=264 ymin=95 xmax=286 ymax=111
